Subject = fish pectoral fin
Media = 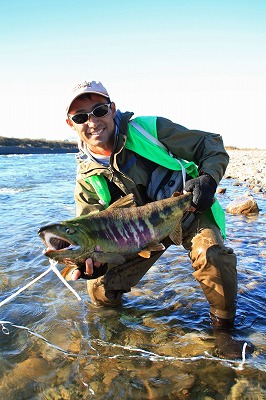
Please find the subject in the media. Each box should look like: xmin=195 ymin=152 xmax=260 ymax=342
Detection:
xmin=148 ymin=243 xmax=166 ymax=252
xmin=107 ymin=193 xmax=136 ymax=209
xmin=138 ymin=242 xmax=166 ymax=258
xmin=93 ymin=252 xmax=126 ymax=265
xmin=138 ymin=250 xmax=151 ymax=258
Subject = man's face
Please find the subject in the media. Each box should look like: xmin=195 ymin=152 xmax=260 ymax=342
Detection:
xmin=66 ymin=93 xmax=116 ymax=154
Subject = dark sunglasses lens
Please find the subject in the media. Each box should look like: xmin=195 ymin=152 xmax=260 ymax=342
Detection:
xmin=72 ymin=114 xmax=88 ymax=124
xmin=93 ymin=104 xmax=109 ymax=117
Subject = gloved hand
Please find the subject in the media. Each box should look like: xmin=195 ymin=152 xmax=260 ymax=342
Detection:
xmin=184 ymin=173 xmax=217 ymax=212
xmin=61 ymin=257 xmax=107 ymax=280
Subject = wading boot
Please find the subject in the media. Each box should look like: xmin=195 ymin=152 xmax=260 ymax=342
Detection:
xmin=210 ymin=313 xmax=254 ymax=359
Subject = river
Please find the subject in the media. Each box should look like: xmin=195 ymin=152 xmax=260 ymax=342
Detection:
xmin=0 ymin=154 xmax=265 ymax=399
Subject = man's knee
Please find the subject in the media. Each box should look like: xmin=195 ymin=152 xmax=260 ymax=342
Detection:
xmin=86 ymin=239 xmax=171 ymax=307
xmin=87 ymin=278 xmax=123 ymax=307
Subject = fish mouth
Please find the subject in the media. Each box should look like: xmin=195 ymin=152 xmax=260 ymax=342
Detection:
xmin=39 ymin=231 xmax=78 ymax=254
xmin=49 ymin=235 xmax=72 ymax=251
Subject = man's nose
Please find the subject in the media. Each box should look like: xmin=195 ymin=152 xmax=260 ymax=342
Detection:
xmin=86 ymin=114 xmax=99 ymax=125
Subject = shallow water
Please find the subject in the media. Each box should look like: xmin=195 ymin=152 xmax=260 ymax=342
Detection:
xmin=0 ymin=154 xmax=265 ymax=399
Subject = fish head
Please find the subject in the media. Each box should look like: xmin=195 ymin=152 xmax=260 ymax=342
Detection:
xmin=38 ymin=221 xmax=92 ymax=263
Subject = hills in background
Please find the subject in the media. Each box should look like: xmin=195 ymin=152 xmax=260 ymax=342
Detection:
xmin=0 ymin=136 xmax=78 ymax=154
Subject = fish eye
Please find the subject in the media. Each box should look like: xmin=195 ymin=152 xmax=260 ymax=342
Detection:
xmin=65 ymin=227 xmax=75 ymax=235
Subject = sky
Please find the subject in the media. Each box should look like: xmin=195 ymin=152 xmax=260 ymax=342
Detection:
xmin=0 ymin=0 xmax=265 ymax=149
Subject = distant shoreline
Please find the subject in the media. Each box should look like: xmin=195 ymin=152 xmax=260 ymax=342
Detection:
xmin=0 ymin=136 xmax=78 ymax=155
xmin=0 ymin=145 xmax=78 ymax=155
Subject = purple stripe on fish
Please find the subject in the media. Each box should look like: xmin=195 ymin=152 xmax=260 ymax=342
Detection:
xmin=97 ymin=218 xmax=153 ymax=249
xmin=128 ymin=219 xmax=153 ymax=247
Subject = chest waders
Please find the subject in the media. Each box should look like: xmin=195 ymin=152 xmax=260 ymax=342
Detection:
xmin=85 ymin=116 xmax=226 ymax=238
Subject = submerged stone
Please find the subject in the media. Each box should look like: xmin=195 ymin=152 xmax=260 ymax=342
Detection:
xmin=226 ymin=194 xmax=259 ymax=215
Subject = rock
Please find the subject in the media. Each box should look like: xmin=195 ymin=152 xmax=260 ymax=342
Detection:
xmin=226 ymin=378 xmax=265 ymax=399
xmin=252 ymin=186 xmax=262 ymax=193
xmin=0 ymin=357 xmax=49 ymax=398
xmin=226 ymin=194 xmax=259 ymax=215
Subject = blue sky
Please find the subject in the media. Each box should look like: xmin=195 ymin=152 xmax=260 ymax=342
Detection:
xmin=1 ymin=0 xmax=265 ymax=148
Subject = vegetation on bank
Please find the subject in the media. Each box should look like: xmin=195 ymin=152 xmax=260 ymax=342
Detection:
xmin=0 ymin=136 xmax=77 ymax=149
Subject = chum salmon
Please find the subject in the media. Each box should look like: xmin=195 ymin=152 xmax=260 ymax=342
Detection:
xmin=38 ymin=192 xmax=192 ymax=271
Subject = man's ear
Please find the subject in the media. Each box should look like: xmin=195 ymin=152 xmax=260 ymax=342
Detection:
xmin=66 ymin=117 xmax=75 ymax=130
xmin=110 ymin=102 xmax=116 ymax=118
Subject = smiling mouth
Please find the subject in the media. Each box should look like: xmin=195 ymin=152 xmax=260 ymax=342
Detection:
xmin=89 ymin=128 xmax=104 ymax=136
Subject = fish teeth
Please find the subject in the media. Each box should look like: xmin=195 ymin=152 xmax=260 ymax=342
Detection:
xmin=44 ymin=232 xmax=72 ymax=250
xmin=68 ymin=245 xmax=81 ymax=251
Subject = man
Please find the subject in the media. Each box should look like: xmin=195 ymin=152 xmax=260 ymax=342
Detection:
xmin=65 ymin=80 xmax=237 ymax=331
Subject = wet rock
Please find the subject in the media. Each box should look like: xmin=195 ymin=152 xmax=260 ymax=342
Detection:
xmin=217 ymin=187 xmax=227 ymax=194
xmin=226 ymin=194 xmax=259 ymax=215
xmin=252 ymin=186 xmax=262 ymax=193
xmin=226 ymin=378 xmax=265 ymax=399
xmin=0 ymin=357 xmax=49 ymax=399
xmin=195 ymin=363 xmax=235 ymax=398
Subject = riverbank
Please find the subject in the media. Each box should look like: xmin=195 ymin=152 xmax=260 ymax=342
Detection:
xmin=225 ymin=149 xmax=266 ymax=192
xmin=0 ymin=136 xmax=78 ymax=155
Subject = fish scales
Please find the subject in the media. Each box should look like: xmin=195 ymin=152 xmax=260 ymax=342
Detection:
xmin=86 ymin=204 xmax=176 ymax=251
xmin=81 ymin=213 xmax=153 ymax=250
xmin=38 ymin=192 xmax=192 ymax=267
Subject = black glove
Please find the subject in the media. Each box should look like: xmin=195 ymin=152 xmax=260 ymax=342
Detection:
xmin=76 ymin=262 xmax=108 ymax=280
xmin=184 ymin=174 xmax=217 ymax=212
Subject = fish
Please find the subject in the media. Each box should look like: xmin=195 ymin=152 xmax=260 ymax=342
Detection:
xmin=38 ymin=192 xmax=192 ymax=271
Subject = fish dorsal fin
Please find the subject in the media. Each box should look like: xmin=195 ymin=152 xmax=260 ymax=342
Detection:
xmin=138 ymin=242 xmax=166 ymax=258
xmin=107 ymin=193 xmax=136 ymax=209
xmin=171 ymin=191 xmax=183 ymax=197
xmin=169 ymin=223 xmax=183 ymax=245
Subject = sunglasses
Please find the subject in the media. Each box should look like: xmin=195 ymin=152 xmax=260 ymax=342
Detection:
xmin=69 ymin=103 xmax=111 ymax=124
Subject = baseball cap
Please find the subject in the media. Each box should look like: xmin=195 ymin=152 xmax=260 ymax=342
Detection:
xmin=66 ymin=80 xmax=110 ymax=113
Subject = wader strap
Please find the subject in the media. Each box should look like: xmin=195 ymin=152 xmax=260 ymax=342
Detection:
xmin=129 ymin=120 xmax=168 ymax=150
xmin=84 ymin=175 xmax=111 ymax=208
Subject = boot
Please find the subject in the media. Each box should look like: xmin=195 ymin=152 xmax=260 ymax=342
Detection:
xmin=210 ymin=313 xmax=234 ymax=330
xmin=210 ymin=313 xmax=254 ymax=359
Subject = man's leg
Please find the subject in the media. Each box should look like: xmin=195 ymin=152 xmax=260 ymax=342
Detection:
xmin=182 ymin=213 xmax=256 ymax=359
xmin=87 ymin=238 xmax=173 ymax=306
xmin=182 ymin=209 xmax=237 ymax=324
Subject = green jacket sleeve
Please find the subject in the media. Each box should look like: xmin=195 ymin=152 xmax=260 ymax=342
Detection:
xmin=156 ymin=117 xmax=229 ymax=185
